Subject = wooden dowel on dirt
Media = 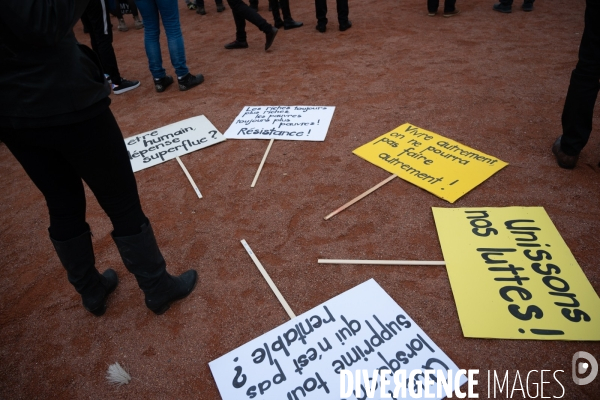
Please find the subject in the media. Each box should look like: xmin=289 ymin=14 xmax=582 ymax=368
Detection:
xmin=318 ymin=259 xmax=446 ymax=266
xmin=176 ymin=156 xmax=202 ymax=199
xmin=324 ymin=174 xmax=397 ymax=220
xmin=241 ymin=240 xmax=296 ymax=319
xmin=251 ymin=138 xmax=275 ymax=188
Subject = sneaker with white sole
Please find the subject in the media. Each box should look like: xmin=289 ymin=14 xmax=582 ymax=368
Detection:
xmin=113 ymin=78 xmax=140 ymax=94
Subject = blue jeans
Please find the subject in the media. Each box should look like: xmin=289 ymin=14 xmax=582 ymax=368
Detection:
xmin=135 ymin=0 xmax=189 ymax=78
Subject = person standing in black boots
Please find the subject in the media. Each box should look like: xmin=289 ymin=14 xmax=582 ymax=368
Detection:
xmin=1 ymin=0 xmax=198 ymax=316
xmin=314 ymin=0 xmax=351 ymax=33
xmin=196 ymin=0 xmax=226 ymax=15
xmin=223 ymin=0 xmax=278 ymax=51
xmin=270 ymin=0 xmax=302 ymax=29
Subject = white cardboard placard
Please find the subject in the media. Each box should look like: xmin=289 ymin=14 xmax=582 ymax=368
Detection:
xmin=223 ymin=106 xmax=335 ymax=142
xmin=125 ymin=115 xmax=225 ymax=172
xmin=209 ymin=279 xmax=466 ymax=399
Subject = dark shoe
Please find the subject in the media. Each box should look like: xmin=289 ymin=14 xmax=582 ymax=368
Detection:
xmin=274 ymin=19 xmax=284 ymax=28
xmin=196 ymin=6 xmax=206 ymax=14
xmin=216 ymin=3 xmax=226 ymax=11
xmin=339 ymin=20 xmax=352 ymax=31
xmin=428 ymin=10 xmax=437 ymax=16
xmin=187 ymin=2 xmax=197 ymax=9
xmin=265 ymin=27 xmax=278 ymax=51
xmin=493 ymin=3 xmax=512 ymax=12
xmin=113 ymin=78 xmax=140 ymax=94
xmin=112 ymin=222 xmax=198 ymax=315
xmin=522 ymin=2 xmax=533 ymax=11
xmin=284 ymin=19 xmax=303 ymax=30
xmin=552 ymin=136 xmax=578 ymax=169
xmin=154 ymin=75 xmax=173 ymax=93
xmin=316 ymin=23 xmax=326 ymax=32
xmin=51 ymin=230 xmax=118 ymax=316
xmin=224 ymin=40 xmax=249 ymax=49
xmin=443 ymin=9 xmax=460 ymax=17
xmin=178 ymin=73 xmax=204 ymax=91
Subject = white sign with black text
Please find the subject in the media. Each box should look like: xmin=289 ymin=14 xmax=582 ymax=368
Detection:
xmin=224 ymin=106 xmax=335 ymax=142
xmin=125 ymin=115 xmax=226 ymax=172
xmin=209 ymin=279 xmax=468 ymax=399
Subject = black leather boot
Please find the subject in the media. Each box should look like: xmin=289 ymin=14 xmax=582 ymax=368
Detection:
xmin=112 ymin=222 xmax=197 ymax=315
xmin=51 ymin=229 xmax=118 ymax=316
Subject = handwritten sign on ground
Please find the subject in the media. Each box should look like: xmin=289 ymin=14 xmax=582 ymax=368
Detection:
xmin=125 ymin=115 xmax=225 ymax=172
xmin=353 ymin=123 xmax=507 ymax=203
xmin=223 ymin=106 xmax=335 ymax=141
xmin=433 ymin=207 xmax=600 ymax=340
xmin=209 ymin=279 xmax=467 ymax=399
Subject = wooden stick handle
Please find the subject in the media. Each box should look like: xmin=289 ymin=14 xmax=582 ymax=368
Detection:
xmin=241 ymin=240 xmax=296 ymax=319
xmin=318 ymin=259 xmax=446 ymax=266
xmin=251 ymin=139 xmax=275 ymax=188
xmin=324 ymin=174 xmax=397 ymax=220
xmin=176 ymin=156 xmax=202 ymax=199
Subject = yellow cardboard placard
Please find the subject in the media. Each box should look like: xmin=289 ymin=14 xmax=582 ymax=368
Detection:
xmin=353 ymin=123 xmax=508 ymax=203
xmin=433 ymin=206 xmax=600 ymax=340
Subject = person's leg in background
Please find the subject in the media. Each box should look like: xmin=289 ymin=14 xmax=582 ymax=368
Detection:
xmin=315 ymin=0 xmax=328 ymax=32
xmin=554 ymin=0 xmax=600 ymax=168
xmin=335 ymin=0 xmax=350 ymax=30
xmin=81 ymin=0 xmax=141 ymax=93
xmin=154 ymin=0 xmax=205 ymax=90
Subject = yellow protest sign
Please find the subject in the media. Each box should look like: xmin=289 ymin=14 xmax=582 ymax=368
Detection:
xmin=433 ymin=206 xmax=600 ymax=340
xmin=353 ymin=123 xmax=507 ymax=203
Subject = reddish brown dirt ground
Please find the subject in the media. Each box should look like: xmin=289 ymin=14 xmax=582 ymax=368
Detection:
xmin=1 ymin=0 xmax=599 ymax=398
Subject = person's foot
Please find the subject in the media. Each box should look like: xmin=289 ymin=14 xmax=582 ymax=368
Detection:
xmin=428 ymin=10 xmax=437 ymax=16
xmin=522 ymin=2 xmax=534 ymax=11
xmin=134 ymin=17 xmax=144 ymax=29
xmin=339 ymin=20 xmax=352 ymax=31
xmin=224 ymin=40 xmax=249 ymax=49
xmin=265 ymin=27 xmax=278 ymax=51
xmin=284 ymin=19 xmax=303 ymax=30
xmin=552 ymin=136 xmax=579 ymax=169
xmin=117 ymin=18 xmax=128 ymax=32
xmin=196 ymin=6 xmax=206 ymax=14
xmin=216 ymin=3 xmax=226 ymax=12
xmin=187 ymin=2 xmax=197 ymax=9
xmin=178 ymin=73 xmax=204 ymax=91
xmin=274 ymin=19 xmax=284 ymax=28
xmin=493 ymin=3 xmax=512 ymax=13
xmin=154 ymin=75 xmax=174 ymax=93
xmin=316 ymin=23 xmax=326 ymax=33
xmin=113 ymin=78 xmax=140 ymax=94
xmin=443 ymin=9 xmax=460 ymax=17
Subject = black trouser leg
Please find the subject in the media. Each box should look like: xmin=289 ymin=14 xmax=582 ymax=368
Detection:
xmin=82 ymin=0 xmax=122 ymax=84
xmin=227 ymin=0 xmax=273 ymax=35
xmin=443 ymin=0 xmax=456 ymax=12
xmin=279 ymin=0 xmax=293 ymax=21
xmin=315 ymin=0 xmax=328 ymax=25
xmin=427 ymin=0 xmax=439 ymax=12
xmin=0 ymin=108 xmax=147 ymax=241
xmin=270 ymin=0 xmax=283 ymax=23
xmin=561 ymin=0 xmax=600 ymax=155
xmin=336 ymin=0 xmax=349 ymax=24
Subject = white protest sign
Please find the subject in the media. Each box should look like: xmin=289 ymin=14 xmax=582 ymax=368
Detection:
xmin=223 ymin=106 xmax=335 ymax=142
xmin=125 ymin=115 xmax=226 ymax=172
xmin=209 ymin=279 xmax=468 ymax=399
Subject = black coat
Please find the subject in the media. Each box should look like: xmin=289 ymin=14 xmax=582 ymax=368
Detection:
xmin=0 ymin=0 xmax=111 ymax=129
